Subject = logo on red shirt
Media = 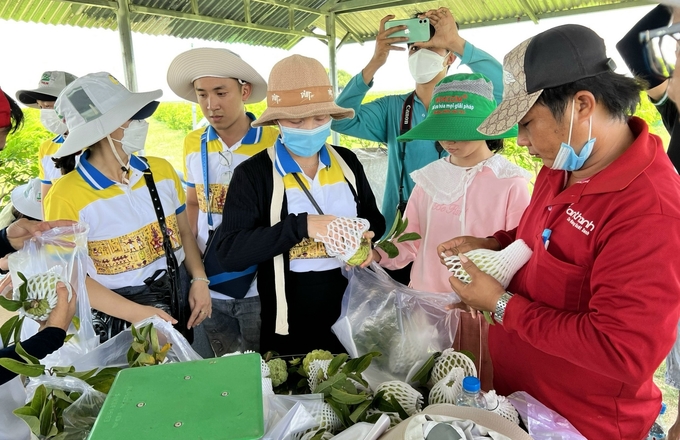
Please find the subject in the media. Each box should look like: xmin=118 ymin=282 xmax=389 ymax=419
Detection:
xmin=566 ymin=208 xmax=595 ymax=236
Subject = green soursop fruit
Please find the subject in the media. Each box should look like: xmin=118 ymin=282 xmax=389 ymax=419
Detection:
xmin=266 ymin=358 xmax=288 ymax=387
xmin=346 ymin=238 xmax=371 ymax=266
xmin=302 ymin=349 xmax=333 ymax=377
xmin=14 ymin=272 xmax=72 ymax=321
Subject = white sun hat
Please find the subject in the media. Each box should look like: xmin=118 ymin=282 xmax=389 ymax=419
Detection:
xmin=11 ymin=178 xmax=43 ymax=220
xmin=166 ymin=47 xmax=267 ymax=104
xmin=16 ymin=71 xmax=78 ymax=109
xmin=53 ymin=72 xmax=161 ymax=158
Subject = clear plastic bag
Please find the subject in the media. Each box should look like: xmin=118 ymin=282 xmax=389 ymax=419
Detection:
xmin=332 ymin=263 xmax=459 ymax=390
xmin=7 ymin=223 xmax=98 ymax=365
xmin=263 ymin=394 xmax=326 ymax=440
xmin=25 ymin=374 xmax=106 ymax=440
xmin=507 ymin=391 xmax=587 ymax=439
xmin=70 ymin=316 xmax=201 ymax=371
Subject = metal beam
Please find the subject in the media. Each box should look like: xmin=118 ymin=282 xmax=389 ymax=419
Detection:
xmin=329 ymin=0 xmax=421 ymax=14
xmin=51 ymin=0 xmax=117 ymax=9
xmin=251 ymin=0 xmax=326 ymax=16
xmin=129 ymin=4 xmax=328 ymax=40
xmin=326 ymin=12 xmax=340 ymax=145
xmin=116 ymin=0 xmax=138 ymax=91
xmin=243 ymin=0 xmax=251 ymax=23
xmin=517 ymin=0 xmax=539 ymax=24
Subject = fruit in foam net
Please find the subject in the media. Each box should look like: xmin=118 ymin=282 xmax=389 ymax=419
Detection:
xmin=346 ymin=238 xmax=371 ymax=266
xmin=14 ymin=272 xmax=72 ymax=321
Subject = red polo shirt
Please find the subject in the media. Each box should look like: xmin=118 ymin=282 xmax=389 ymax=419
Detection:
xmin=492 ymin=117 xmax=680 ymax=439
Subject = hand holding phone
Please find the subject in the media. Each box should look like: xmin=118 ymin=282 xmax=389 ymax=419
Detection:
xmin=384 ymin=18 xmax=431 ymax=44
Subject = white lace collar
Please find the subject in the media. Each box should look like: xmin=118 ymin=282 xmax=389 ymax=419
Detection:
xmin=411 ymin=155 xmax=532 ymax=205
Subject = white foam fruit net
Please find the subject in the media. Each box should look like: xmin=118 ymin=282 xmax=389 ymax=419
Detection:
xmin=431 ymin=348 xmax=478 ymax=384
xmin=443 ymin=239 xmax=533 ymax=289
xmin=307 ymin=359 xmax=332 ymax=392
xmin=292 ymin=401 xmax=343 ymax=438
xmin=429 ymin=368 xmax=465 ymax=405
xmin=376 ymin=380 xmax=424 ymax=417
xmin=484 ymin=390 xmax=521 ymax=425
xmin=297 ymin=430 xmax=334 ymax=440
xmin=315 ymin=217 xmax=370 ymax=263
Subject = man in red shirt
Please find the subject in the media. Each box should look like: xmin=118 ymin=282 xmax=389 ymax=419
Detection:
xmin=438 ymin=24 xmax=680 ymax=439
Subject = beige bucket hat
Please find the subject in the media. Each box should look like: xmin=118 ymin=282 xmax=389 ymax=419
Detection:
xmin=252 ymin=54 xmax=354 ymax=127
xmin=167 ymin=47 xmax=267 ymax=104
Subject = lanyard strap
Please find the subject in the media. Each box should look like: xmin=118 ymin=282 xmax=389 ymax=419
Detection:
xmin=200 ymin=126 xmax=214 ymax=228
xmin=398 ymin=92 xmax=416 ymax=210
xmin=292 ymin=172 xmax=325 ymax=215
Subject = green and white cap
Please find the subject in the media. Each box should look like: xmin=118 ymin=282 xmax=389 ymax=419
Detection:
xmin=397 ymin=73 xmax=518 ymax=142
xmin=16 ymin=71 xmax=78 ymax=108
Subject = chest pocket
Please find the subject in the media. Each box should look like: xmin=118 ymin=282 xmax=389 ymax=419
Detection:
xmin=523 ymin=235 xmax=589 ymax=312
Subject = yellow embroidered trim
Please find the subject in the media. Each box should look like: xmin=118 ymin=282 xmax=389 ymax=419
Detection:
xmin=88 ymin=214 xmax=182 ymax=275
xmin=196 ymin=183 xmax=229 ymax=214
xmin=289 ymin=238 xmax=332 ymax=260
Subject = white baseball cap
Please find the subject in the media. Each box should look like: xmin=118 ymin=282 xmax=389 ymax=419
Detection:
xmin=11 ymin=179 xmax=43 ymax=220
xmin=16 ymin=71 xmax=78 ymax=108
xmin=54 ymin=72 xmax=161 ymax=158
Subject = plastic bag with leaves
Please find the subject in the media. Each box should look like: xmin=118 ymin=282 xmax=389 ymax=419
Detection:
xmin=70 ymin=316 xmax=201 ymax=371
xmin=21 ymin=374 xmax=106 ymax=440
xmin=0 ymin=223 xmax=97 ymax=366
xmin=332 ymin=263 xmax=459 ymax=390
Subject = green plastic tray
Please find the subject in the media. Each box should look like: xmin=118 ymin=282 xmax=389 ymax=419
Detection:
xmin=88 ymin=353 xmax=264 ymax=440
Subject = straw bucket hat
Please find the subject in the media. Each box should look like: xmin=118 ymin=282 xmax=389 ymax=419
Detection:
xmin=167 ymin=47 xmax=267 ymax=104
xmin=252 ymin=54 xmax=354 ymax=127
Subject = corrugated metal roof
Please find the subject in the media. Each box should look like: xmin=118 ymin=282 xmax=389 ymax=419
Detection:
xmin=0 ymin=0 xmax=650 ymax=50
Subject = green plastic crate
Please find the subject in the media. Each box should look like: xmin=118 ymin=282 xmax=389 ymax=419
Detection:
xmin=88 ymin=353 xmax=264 ymax=440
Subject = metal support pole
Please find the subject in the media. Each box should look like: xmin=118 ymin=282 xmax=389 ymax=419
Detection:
xmin=326 ymin=12 xmax=340 ymax=145
xmin=117 ymin=0 xmax=138 ymax=91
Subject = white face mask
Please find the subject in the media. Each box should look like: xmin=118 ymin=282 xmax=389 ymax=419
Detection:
xmin=408 ymin=49 xmax=449 ymax=84
xmin=112 ymin=119 xmax=149 ymax=155
xmin=40 ymin=109 xmax=67 ymax=135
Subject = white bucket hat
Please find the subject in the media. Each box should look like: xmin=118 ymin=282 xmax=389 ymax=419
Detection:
xmin=54 ymin=72 xmax=161 ymax=158
xmin=11 ymin=179 xmax=43 ymax=220
xmin=16 ymin=71 xmax=78 ymax=108
xmin=167 ymin=47 xmax=267 ymax=104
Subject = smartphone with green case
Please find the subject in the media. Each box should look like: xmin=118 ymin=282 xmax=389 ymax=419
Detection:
xmin=384 ymin=17 xmax=431 ymax=44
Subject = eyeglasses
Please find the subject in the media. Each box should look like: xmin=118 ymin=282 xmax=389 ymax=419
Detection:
xmin=640 ymin=22 xmax=680 ymax=78
xmin=217 ymin=150 xmax=233 ymax=185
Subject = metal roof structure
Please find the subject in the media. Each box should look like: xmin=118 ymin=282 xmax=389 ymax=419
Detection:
xmin=0 ymin=0 xmax=652 ymax=103
xmin=1 ymin=0 xmax=651 ymax=50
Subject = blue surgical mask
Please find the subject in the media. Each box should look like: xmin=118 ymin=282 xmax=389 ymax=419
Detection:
xmin=279 ymin=120 xmax=332 ymax=157
xmin=551 ymin=101 xmax=595 ymax=171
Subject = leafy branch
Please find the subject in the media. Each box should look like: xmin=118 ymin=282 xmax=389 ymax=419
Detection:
xmin=375 ymin=211 xmax=421 ymax=258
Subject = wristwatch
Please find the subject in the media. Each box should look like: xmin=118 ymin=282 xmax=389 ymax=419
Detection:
xmin=494 ymin=292 xmax=514 ymax=325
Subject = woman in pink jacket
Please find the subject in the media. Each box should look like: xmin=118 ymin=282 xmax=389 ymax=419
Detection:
xmin=372 ymin=73 xmax=531 ymax=390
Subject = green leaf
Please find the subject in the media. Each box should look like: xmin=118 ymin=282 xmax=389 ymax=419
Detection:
xmin=52 ymin=366 xmax=75 ymax=375
xmin=150 ymin=327 xmax=160 ymax=353
xmin=309 ymin=429 xmax=327 ymax=440
xmin=397 ymin=232 xmax=421 ymax=243
xmin=327 ymin=353 xmax=348 ymax=377
xmin=377 ymin=241 xmax=399 ymax=258
xmin=459 ymin=350 xmax=476 ymax=363
xmin=71 ymin=316 xmax=80 ymax=331
xmin=0 ymin=295 xmax=22 ymax=312
xmin=66 ymin=368 xmax=98 ymax=381
xmin=13 ymin=317 xmax=24 ymax=346
xmin=17 ymin=271 xmax=27 ymax=284
xmin=0 ymin=358 xmax=45 ymax=377
xmin=330 ymin=388 xmax=369 ymax=405
xmin=13 ymin=406 xmax=41 ymax=435
xmin=63 ymin=334 xmax=74 ymax=343
xmin=339 ymin=378 xmax=357 ymax=395
xmin=346 ymin=372 xmax=369 ymax=389
xmin=131 ymin=341 xmax=146 ymax=354
xmin=325 ymin=397 xmax=351 ymax=428
xmin=31 ymin=385 xmax=47 ymax=414
xmin=39 ymin=397 xmax=54 ymax=436
xmin=482 ymin=311 xmax=495 ymax=325
xmin=0 ymin=314 xmax=20 ymax=347
xmin=130 ymin=325 xmax=140 ymax=340
xmin=411 ymin=352 xmax=441 ymax=387
xmin=349 ymin=399 xmax=372 ymax=423
xmin=389 ymin=395 xmax=410 ymax=421
xmin=313 ymin=372 xmax=346 ymax=395
xmin=394 ymin=217 xmax=409 ymax=237
xmin=383 ymin=210 xmax=401 ymax=241
xmin=15 ymin=341 xmax=40 ymax=365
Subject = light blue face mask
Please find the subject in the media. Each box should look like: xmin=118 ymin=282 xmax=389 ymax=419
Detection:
xmin=551 ymin=101 xmax=595 ymax=171
xmin=279 ymin=120 xmax=332 ymax=157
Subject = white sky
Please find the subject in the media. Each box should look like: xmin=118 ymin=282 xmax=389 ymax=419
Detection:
xmin=0 ymin=4 xmax=658 ymax=101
